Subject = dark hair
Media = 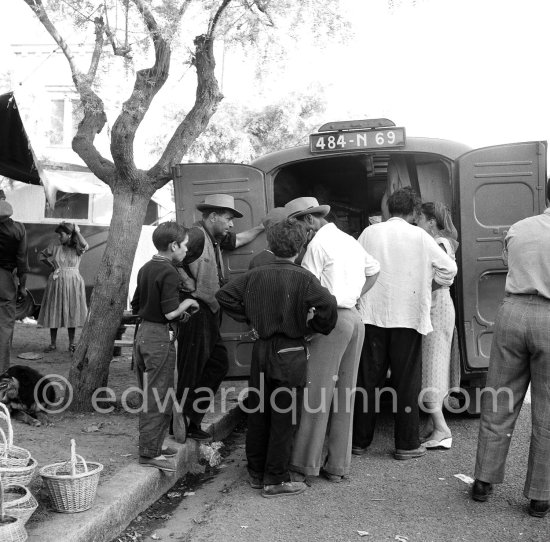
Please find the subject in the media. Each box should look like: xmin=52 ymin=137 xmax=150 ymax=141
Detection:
xmin=152 ymin=222 xmax=189 ymax=251
xmin=55 ymin=222 xmax=85 ymax=251
xmin=267 ymin=219 xmax=307 ymax=258
xmin=55 ymin=222 xmax=74 ymax=236
xmin=387 ymin=187 xmax=421 ymax=217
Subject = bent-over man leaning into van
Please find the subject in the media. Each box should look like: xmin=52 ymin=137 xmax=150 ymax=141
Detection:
xmin=175 ymin=194 xmax=263 ymax=441
xmin=472 ymin=202 xmax=550 ymax=518
xmin=353 ymin=188 xmax=457 ymax=460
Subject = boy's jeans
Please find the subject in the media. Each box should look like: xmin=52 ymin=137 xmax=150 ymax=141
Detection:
xmin=134 ymin=321 xmax=176 ymax=458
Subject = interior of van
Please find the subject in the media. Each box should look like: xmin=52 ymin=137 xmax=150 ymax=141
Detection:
xmin=272 ymin=152 xmax=453 ymax=238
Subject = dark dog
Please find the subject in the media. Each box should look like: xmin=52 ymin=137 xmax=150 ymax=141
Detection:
xmin=0 ymin=365 xmax=55 ymax=427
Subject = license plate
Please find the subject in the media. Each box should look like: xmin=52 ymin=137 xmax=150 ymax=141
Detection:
xmin=310 ymin=127 xmax=406 ymax=153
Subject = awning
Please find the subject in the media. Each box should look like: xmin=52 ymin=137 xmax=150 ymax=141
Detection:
xmin=0 ymin=91 xmax=41 ymax=185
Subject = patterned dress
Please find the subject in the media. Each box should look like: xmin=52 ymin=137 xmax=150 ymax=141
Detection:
xmin=421 ymin=237 xmax=456 ymax=404
xmin=37 ymin=244 xmax=88 ymax=328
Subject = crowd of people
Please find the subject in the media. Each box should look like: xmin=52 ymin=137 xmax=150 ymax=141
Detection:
xmin=131 ymin=189 xmax=461 ymax=495
xmin=1 ymin=183 xmax=547 ymax=517
xmin=131 ymin=186 xmax=548 ymax=517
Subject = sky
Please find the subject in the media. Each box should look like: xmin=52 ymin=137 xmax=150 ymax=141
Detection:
xmin=2 ymin=0 xmax=550 ymax=157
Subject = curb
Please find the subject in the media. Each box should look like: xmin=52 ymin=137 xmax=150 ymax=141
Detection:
xmin=26 ymin=401 xmax=245 ymax=542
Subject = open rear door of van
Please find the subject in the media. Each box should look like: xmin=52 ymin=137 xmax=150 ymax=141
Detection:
xmin=457 ymin=141 xmax=547 ymax=373
xmin=171 ymin=163 xmax=267 ymax=377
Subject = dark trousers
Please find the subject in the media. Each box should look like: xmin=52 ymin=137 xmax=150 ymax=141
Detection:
xmin=0 ymin=268 xmax=16 ymax=373
xmin=176 ymin=301 xmax=229 ymax=426
xmin=353 ymin=325 xmax=422 ymax=451
xmin=134 ymin=321 xmax=176 ymax=458
xmin=246 ymin=337 xmax=307 ymax=485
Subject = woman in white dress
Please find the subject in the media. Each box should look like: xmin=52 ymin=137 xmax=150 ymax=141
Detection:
xmin=417 ymin=202 xmax=459 ymax=449
xmin=37 ymin=222 xmax=88 ymax=353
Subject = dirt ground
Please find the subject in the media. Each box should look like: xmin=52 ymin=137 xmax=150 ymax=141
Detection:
xmin=9 ymin=320 xmax=139 ymax=526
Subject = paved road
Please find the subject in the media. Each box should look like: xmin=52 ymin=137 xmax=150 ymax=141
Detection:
xmin=145 ymin=404 xmax=547 ymax=542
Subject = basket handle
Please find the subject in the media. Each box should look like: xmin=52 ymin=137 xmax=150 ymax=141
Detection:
xmin=0 ymin=428 xmax=8 ymax=458
xmin=0 ymin=404 xmax=14 ymax=446
xmin=69 ymin=439 xmax=89 ymax=476
xmin=0 ymin=474 xmax=4 ymax=522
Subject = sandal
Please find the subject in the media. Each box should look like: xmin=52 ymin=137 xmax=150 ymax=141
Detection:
xmin=44 ymin=344 xmax=57 ymax=353
xmin=69 ymin=344 xmax=76 ymax=353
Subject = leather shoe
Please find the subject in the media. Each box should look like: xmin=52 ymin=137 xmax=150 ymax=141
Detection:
xmin=138 ymin=455 xmax=176 ymax=473
xmin=394 ymin=445 xmax=426 ymax=460
xmin=187 ymin=423 xmax=212 ymax=441
xmin=320 ymin=468 xmax=343 ymax=483
xmin=262 ymin=481 xmax=306 ymax=498
xmin=249 ymin=475 xmax=263 ymax=489
xmin=352 ymin=445 xmax=368 ymax=456
xmin=528 ymin=499 xmax=549 ymax=518
xmin=471 ymin=479 xmax=493 ymax=502
xmin=161 ymin=446 xmax=179 ymax=457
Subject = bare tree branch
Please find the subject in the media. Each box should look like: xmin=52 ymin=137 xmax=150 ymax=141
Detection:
xmin=24 ymin=0 xmax=84 ymax=87
xmin=23 ymin=0 xmax=115 ymax=183
xmin=208 ymin=0 xmax=232 ymax=38
xmin=87 ymin=15 xmax=105 ymax=80
xmin=103 ymin=0 xmax=132 ymax=57
xmin=251 ymin=0 xmax=274 ymax=26
xmin=109 ymin=0 xmax=171 ymax=180
xmin=178 ymin=0 xmax=193 ymax=21
xmin=148 ymin=33 xmax=223 ymax=185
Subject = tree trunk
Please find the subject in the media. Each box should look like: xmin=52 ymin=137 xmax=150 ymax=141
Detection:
xmin=68 ymin=185 xmax=151 ymax=411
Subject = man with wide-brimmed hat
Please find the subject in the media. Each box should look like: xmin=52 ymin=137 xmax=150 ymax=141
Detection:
xmin=0 ymin=200 xmax=29 ymax=371
xmin=175 ymin=194 xmax=264 ymax=441
xmin=284 ymin=196 xmax=380 ymax=483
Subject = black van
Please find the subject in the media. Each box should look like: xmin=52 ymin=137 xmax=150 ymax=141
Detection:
xmin=172 ymin=119 xmax=548 ymax=411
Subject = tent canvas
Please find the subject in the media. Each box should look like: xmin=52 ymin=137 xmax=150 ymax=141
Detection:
xmin=0 ymin=91 xmax=41 ymax=185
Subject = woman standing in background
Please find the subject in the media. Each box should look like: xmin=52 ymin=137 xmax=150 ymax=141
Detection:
xmin=38 ymin=222 xmax=88 ymax=353
xmin=417 ymin=202 xmax=459 ymax=449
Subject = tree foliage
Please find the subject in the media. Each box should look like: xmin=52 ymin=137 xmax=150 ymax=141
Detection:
xmin=21 ymin=0 xmax=349 ymax=410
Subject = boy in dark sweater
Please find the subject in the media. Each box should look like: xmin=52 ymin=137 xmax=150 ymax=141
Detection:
xmin=216 ymin=220 xmax=337 ymax=498
xmin=131 ymin=222 xmax=199 ymax=472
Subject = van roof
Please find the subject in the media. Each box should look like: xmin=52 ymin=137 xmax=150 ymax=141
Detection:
xmin=251 ymin=136 xmax=472 ymax=174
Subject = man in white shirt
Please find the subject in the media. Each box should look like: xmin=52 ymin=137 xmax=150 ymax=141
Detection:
xmin=354 ymin=188 xmax=457 ymax=460
xmin=285 ymin=197 xmax=380 ymax=482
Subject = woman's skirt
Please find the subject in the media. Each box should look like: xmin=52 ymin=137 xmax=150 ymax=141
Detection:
xmin=37 ymin=268 xmax=88 ymax=328
xmin=421 ymin=287 xmax=455 ymax=404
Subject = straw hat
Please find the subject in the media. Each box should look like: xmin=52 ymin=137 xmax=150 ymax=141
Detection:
xmin=261 ymin=207 xmax=289 ymax=229
xmin=284 ymin=197 xmax=330 ymax=219
xmin=196 ymin=194 xmax=243 ymax=218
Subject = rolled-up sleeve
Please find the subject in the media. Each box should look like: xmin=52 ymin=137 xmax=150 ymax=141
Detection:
xmin=363 ymin=249 xmax=380 ymax=277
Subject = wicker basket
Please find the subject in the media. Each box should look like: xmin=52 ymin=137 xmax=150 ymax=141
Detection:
xmin=0 ymin=459 xmax=37 ymax=488
xmin=2 ymin=486 xmax=37 ymax=526
xmin=0 ymin=479 xmax=27 ymax=542
xmin=40 ymin=440 xmax=103 ymax=513
xmin=0 ymin=405 xmax=31 ymax=468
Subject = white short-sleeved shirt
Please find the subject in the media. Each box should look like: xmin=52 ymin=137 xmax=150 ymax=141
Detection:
xmin=357 ymin=217 xmax=457 ymax=335
xmin=301 ymin=222 xmax=380 ymax=309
